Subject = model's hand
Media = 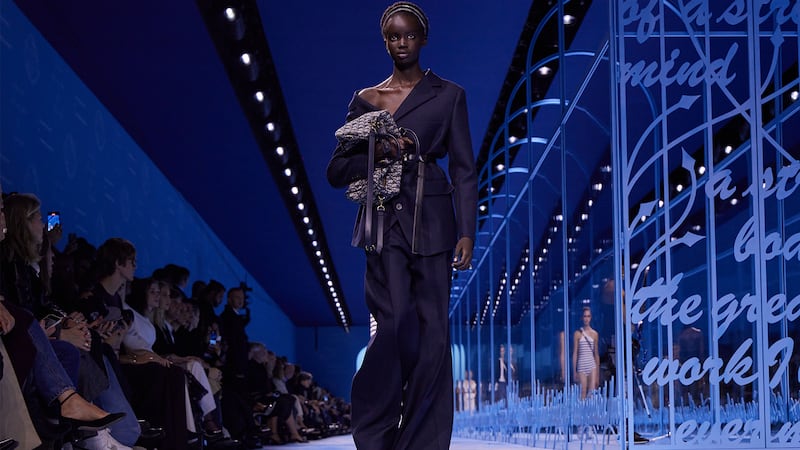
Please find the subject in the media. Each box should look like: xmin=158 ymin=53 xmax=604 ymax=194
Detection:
xmin=452 ymin=237 xmax=474 ymax=271
xmin=376 ymin=136 xmax=413 ymax=160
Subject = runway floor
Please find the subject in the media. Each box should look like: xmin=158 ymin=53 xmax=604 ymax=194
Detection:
xmin=265 ymin=435 xmax=532 ymax=449
xmin=260 ymin=434 xmax=623 ymax=449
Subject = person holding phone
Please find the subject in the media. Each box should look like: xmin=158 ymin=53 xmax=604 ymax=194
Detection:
xmin=0 ymin=192 xmax=126 ymax=435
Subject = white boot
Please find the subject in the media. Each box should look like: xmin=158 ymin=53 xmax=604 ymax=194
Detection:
xmin=78 ymin=428 xmax=132 ymax=450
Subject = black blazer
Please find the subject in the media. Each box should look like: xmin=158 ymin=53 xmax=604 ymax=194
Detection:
xmin=327 ymin=71 xmax=478 ymax=256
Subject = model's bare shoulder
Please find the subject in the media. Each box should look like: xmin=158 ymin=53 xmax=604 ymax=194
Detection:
xmin=357 ymin=86 xmax=380 ymax=106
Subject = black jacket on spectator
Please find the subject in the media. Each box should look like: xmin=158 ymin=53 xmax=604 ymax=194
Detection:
xmin=174 ymin=327 xmax=205 ymax=358
xmin=78 ymin=283 xmax=122 ymax=323
xmin=196 ymin=300 xmax=218 ymax=338
xmin=219 ymin=305 xmax=249 ymax=376
xmin=152 ymin=322 xmax=180 ymax=356
xmin=245 ymin=360 xmax=293 ymax=421
xmin=0 ymin=254 xmax=51 ymax=320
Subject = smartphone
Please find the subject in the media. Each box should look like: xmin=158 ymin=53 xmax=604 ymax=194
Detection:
xmin=209 ymin=330 xmax=218 ymax=346
xmin=47 ymin=211 xmax=61 ymax=232
xmin=43 ymin=313 xmax=63 ymax=329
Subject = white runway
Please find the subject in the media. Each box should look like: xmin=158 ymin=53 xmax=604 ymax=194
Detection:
xmin=272 ymin=435 xmax=532 ymax=448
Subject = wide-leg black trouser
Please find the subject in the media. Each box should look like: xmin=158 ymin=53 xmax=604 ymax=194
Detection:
xmin=351 ymin=222 xmax=453 ymax=450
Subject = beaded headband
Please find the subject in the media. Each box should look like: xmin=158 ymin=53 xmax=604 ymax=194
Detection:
xmin=380 ymin=2 xmax=429 ymax=37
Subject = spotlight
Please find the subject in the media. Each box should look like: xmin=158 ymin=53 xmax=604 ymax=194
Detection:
xmin=538 ymin=66 xmax=552 ymax=76
xmin=283 ymin=167 xmax=296 ymax=183
xmin=239 ymin=52 xmax=259 ymax=81
xmin=275 ymin=146 xmax=288 ymax=164
xmin=254 ymin=91 xmax=271 ymax=117
xmin=265 ymin=121 xmax=281 ymax=141
xmin=496 ymin=163 xmax=505 ymax=171
xmin=791 ymin=90 xmax=799 ymax=101
xmin=223 ymin=8 xmax=245 ymax=40
xmin=563 ymin=14 xmax=576 ymax=25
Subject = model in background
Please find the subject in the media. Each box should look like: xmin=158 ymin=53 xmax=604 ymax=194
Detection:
xmin=573 ymin=306 xmax=600 ymax=399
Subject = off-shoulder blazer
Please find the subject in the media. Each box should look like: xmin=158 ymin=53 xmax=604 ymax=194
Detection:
xmin=327 ymin=71 xmax=478 ymax=256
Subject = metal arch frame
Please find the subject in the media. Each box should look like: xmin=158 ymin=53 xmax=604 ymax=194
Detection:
xmin=452 ymin=1 xmax=800 ymax=448
xmin=611 ymin=1 xmax=800 ymax=448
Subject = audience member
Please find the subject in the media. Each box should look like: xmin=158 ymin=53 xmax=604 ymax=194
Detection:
xmin=120 ymin=277 xmax=190 ymax=447
xmin=220 ymin=287 xmax=250 ymax=378
xmin=0 ymin=186 xmax=351 ymax=448
xmin=0 ymin=193 xmax=125 ymax=447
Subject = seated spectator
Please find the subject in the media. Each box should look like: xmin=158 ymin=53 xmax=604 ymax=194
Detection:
xmin=120 ymin=277 xmax=190 ymax=447
xmin=0 ymin=193 xmax=125 ymax=446
xmin=246 ymin=343 xmax=306 ymax=444
xmin=149 ymin=278 xmax=222 ymax=438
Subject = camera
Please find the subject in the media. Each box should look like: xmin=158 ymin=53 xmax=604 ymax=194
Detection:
xmin=47 ymin=211 xmax=61 ymax=232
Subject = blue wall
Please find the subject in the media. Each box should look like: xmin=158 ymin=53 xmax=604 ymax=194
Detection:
xmin=295 ymin=326 xmax=369 ymax=400
xmin=0 ymin=1 xmax=295 ymax=359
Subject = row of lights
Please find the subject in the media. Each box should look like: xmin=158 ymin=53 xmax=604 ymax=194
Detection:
xmin=219 ymin=5 xmax=350 ymax=330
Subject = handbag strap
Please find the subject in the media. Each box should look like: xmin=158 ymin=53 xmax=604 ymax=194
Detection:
xmin=364 ymin=131 xmax=390 ymax=254
xmin=406 ymin=129 xmax=424 ymax=254
xmin=364 ymin=132 xmax=376 ymax=253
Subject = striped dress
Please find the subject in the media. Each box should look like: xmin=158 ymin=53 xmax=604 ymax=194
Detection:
xmin=576 ymin=329 xmax=596 ymax=374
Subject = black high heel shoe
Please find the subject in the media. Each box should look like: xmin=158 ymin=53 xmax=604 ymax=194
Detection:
xmin=59 ymin=392 xmax=126 ymax=431
xmin=0 ymin=438 xmax=19 ymax=450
